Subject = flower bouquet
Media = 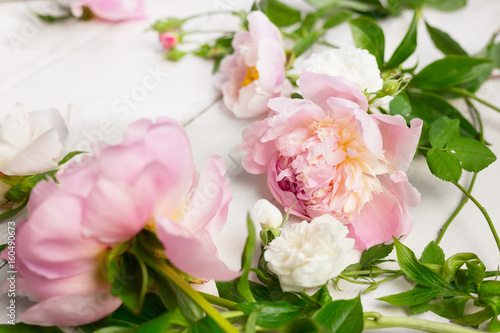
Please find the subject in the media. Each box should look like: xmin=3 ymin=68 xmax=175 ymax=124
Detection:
xmin=2 ymin=0 xmax=500 ymax=332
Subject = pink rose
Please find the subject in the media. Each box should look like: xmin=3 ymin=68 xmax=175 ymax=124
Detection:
xmin=239 ymin=72 xmax=423 ymax=249
xmin=219 ymin=11 xmax=293 ymax=118
xmin=3 ymin=118 xmax=239 ymax=326
xmin=159 ymin=32 xmax=178 ymax=50
xmin=71 ymin=0 xmax=146 ymax=22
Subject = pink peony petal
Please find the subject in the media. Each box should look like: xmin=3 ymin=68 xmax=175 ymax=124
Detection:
xmin=373 ymin=115 xmax=423 ymax=171
xmin=155 ymin=214 xmax=241 ymax=281
xmin=20 ymin=292 xmax=121 ymax=326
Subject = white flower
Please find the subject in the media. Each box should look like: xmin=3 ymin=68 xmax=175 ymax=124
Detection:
xmin=264 ymin=215 xmax=355 ymax=292
xmin=0 ymin=104 xmax=81 ymax=176
xmin=251 ymin=199 xmax=283 ymax=229
xmin=303 ymin=45 xmax=383 ymax=93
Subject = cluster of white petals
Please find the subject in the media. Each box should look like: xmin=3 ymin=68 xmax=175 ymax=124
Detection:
xmin=264 ymin=215 xmax=354 ymax=292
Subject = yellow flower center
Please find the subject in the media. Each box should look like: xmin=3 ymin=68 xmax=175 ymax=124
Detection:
xmin=241 ymin=66 xmax=259 ymax=87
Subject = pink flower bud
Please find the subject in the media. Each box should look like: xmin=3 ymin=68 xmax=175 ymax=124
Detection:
xmin=159 ymin=32 xmax=178 ymax=50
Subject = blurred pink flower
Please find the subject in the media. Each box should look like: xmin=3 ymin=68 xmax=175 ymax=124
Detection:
xmin=159 ymin=32 xmax=178 ymax=50
xmin=71 ymin=0 xmax=146 ymax=22
xmin=3 ymin=118 xmax=238 ymax=326
xmin=219 ymin=11 xmax=293 ymax=118
xmin=239 ymin=72 xmax=422 ymax=249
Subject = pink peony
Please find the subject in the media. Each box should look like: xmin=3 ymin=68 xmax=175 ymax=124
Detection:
xmin=71 ymin=0 xmax=146 ymax=22
xmin=3 ymin=118 xmax=239 ymax=326
xmin=238 ymin=72 xmax=422 ymax=249
xmin=219 ymin=11 xmax=293 ymax=118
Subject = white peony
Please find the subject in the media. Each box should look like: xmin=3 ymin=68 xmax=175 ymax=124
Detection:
xmin=264 ymin=215 xmax=355 ymax=292
xmin=251 ymin=199 xmax=283 ymax=229
xmin=303 ymin=45 xmax=384 ymax=93
xmin=0 ymin=104 xmax=81 ymax=177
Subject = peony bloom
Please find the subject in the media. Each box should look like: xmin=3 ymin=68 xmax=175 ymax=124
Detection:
xmin=239 ymin=72 xmax=422 ymax=249
xmin=264 ymin=215 xmax=355 ymax=292
xmin=219 ymin=11 xmax=293 ymax=118
xmin=159 ymin=32 xmax=178 ymax=50
xmin=303 ymin=46 xmax=392 ymax=108
xmin=71 ymin=0 xmax=146 ymax=22
xmin=251 ymin=199 xmax=283 ymax=230
xmin=3 ymin=117 xmax=239 ymax=326
xmin=0 ymin=105 xmax=80 ymax=206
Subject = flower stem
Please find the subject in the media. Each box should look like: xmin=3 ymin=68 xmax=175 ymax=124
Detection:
xmin=437 ymin=173 xmax=478 ymax=244
xmin=454 ymin=182 xmax=500 ymax=253
xmin=449 ymin=88 xmax=500 ymax=113
xmin=199 ymin=292 xmax=238 ymax=310
xmin=364 ymin=312 xmax=479 ymax=333
xmin=133 ymin=244 xmax=238 ymax=333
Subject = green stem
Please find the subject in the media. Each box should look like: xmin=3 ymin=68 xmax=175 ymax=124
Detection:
xmin=221 ymin=311 xmax=245 ymax=319
xmin=364 ymin=312 xmax=479 ymax=333
xmin=437 ymin=173 xmax=478 ymax=244
xmin=454 ymin=182 xmax=500 ymax=253
xmin=199 ymin=292 xmax=238 ymax=310
xmin=449 ymin=88 xmax=500 ymax=113
xmin=133 ymin=245 xmax=238 ymax=333
xmin=343 ymin=269 xmax=400 ymax=276
xmin=339 ymin=274 xmax=375 ymax=285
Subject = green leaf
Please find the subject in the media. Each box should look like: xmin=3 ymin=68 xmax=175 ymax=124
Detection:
xmin=424 ymin=0 xmax=467 ymax=11
xmin=323 ymin=9 xmax=352 ymax=29
xmin=259 ymin=0 xmax=301 ymax=27
xmin=426 ymin=149 xmax=462 ymax=183
xmin=312 ymin=297 xmax=364 ymax=333
xmin=453 ymin=307 xmax=494 ymax=326
xmin=113 ymin=253 xmax=148 ymax=314
xmin=312 ymin=285 xmax=333 ymax=306
xmin=421 ymin=241 xmax=446 ymax=265
xmin=411 ymin=56 xmax=493 ymax=90
xmin=394 ymin=238 xmax=458 ymax=292
xmin=239 ymin=301 xmax=303 ymax=328
xmin=155 ymin=272 xmax=203 ymax=322
xmin=428 ymin=117 xmax=460 ymax=149
xmin=490 ymin=316 xmax=500 ymax=332
xmin=359 ymin=242 xmax=395 ymax=268
xmin=487 ymin=41 xmax=500 ymax=68
xmin=216 ymin=280 xmax=246 ymax=304
xmin=379 ymin=285 xmax=440 ymax=306
xmin=429 ymin=297 xmax=468 ymax=319
xmin=187 ymin=316 xmax=225 ymax=333
xmin=58 ymin=151 xmax=87 ymax=166
xmin=479 ymin=281 xmax=500 ymax=315
xmin=94 ymin=308 xmax=188 ymax=333
xmin=441 ymin=253 xmax=482 ymax=282
xmin=466 ymin=260 xmax=486 ymax=285
xmin=349 ymin=17 xmax=385 ymax=68
xmin=283 ymin=318 xmax=320 ymax=333
xmin=237 ymin=215 xmax=257 ymax=302
xmin=425 ymin=22 xmax=467 ymax=56
xmin=389 ymin=94 xmax=412 ymax=118
xmin=385 ymin=11 xmax=418 ymax=68
xmin=410 ymin=302 xmax=430 ymax=315
xmin=293 ymin=30 xmax=324 ymax=58
xmin=35 ymin=13 xmax=72 ymax=23
xmin=246 ymin=307 xmax=262 ymax=333
xmin=0 ymin=199 xmax=28 ymax=222
xmin=446 ymin=138 xmax=497 ymax=172
xmin=407 ymin=91 xmax=479 ymax=139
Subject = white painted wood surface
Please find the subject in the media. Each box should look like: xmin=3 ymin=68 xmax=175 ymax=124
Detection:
xmin=1 ymin=0 xmax=500 ymax=331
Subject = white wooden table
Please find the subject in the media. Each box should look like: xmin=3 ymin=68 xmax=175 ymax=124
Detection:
xmin=1 ymin=0 xmax=500 ymax=331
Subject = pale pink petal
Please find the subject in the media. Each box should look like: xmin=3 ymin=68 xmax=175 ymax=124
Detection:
xmin=20 ymin=292 xmax=121 ymax=327
xmin=155 ymin=215 xmax=241 ymax=281
xmin=372 ymin=115 xmax=423 ymax=171
xmin=180 ymin=156 xmax=232 ymax=237
xmin=17 ymin=193 xmax=104 ymax=279
xmin=248 ymin=11 xmax=282 ymax=42
xmin=353 ymin=109 xmax=383 ymax=157
xmin=299 ymin=72 xmax=368 ymax=111
xmin=72 ymin=0 xmax=146 ymax=22
xmin=349 ymin=189 xmax=406 ymax=249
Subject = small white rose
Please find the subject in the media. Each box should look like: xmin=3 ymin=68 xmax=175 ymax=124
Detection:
xmin=0 ymin=104 xmax=81 ymax=177
xmin=303 ymin=45 xmax=383 ymax=93
xmin=264 ymin=215 xmax=355 ymax=292
xmin=251 ymin=199 xmax=283 ymax=230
